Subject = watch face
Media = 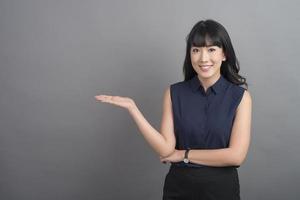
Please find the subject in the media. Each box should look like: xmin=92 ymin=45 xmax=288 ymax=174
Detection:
xmin=183 ymin=159 xmax=188 ymax=163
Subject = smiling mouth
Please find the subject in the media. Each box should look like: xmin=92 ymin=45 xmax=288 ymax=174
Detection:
xmin=199 ymin=65 xmax=213 ymax=69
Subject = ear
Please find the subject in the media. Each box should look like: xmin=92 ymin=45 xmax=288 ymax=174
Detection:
xmin=222 ymin=52 xmax=226 ymax=61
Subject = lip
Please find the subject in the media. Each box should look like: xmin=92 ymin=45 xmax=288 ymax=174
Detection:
xmin=199 ymin=65 xmax=213 ymax=67
xmin=199 ymin=65 xmax=213 ymax=72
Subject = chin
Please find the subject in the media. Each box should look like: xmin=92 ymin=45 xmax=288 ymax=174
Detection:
xmin=198 ymin=72 xmax=215 ymax=79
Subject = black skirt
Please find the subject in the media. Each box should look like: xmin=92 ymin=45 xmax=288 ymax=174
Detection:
xmin=162 ymin=164 xmax=240 ymax=200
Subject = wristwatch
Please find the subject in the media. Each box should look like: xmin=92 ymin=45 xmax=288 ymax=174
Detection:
xmin=183 ymin=149 xmax=190 ymax=164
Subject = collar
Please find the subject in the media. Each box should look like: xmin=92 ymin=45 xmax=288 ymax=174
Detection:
xmin=189 ymin=74 xmax=227 ymax=95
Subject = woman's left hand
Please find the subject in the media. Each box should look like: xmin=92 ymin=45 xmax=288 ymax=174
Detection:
xmin=160 ymin=149 xmax=185 ymax=164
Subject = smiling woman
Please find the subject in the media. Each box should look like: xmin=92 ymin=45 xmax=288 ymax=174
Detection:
xmin=190 ymin=45 xmax=225 ymax=83
xmin=95 ymin=19 xmax=252 ymax=200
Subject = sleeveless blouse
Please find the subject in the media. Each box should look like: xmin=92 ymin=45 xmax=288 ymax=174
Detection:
xmin=170 ymin=74 xmax=245 ymax=168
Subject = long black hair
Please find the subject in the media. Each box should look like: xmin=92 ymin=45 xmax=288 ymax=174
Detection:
xmin=183 ymin=19 xmax=248 ymax=89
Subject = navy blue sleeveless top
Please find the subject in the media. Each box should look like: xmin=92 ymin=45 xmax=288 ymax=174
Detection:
xmin=170 ymin=74 xmax=245 ymax=168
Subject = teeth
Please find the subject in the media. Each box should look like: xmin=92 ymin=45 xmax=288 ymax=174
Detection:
xmin=200 ymin=65 xmax=212 ymax=68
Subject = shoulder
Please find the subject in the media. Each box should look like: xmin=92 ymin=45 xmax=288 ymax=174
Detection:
xmin=167 ymin=80 xmax=191 ymax=103
xmin=163 ymin=81 xmax=184 ymax=97
xmin=241 ymin=89 xmax=252 ymax=106
xmin=170 ymin=80 xmax=188 ymax=87
xmin=170 ymin=80 xmax=190 ymax=91
xmin=235 ymin=86 xmax=252 ymax=111
xmin=226 ymin=82 xmax=252 ymax=109
xmin=228 ymin=82 xmax=248 ymax=99
xmin=234 ymin=84 xmax=252 ymax=102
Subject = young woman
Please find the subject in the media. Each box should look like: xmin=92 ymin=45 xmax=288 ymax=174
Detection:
xmin=95 ymin=19 xmax=252 ymax=200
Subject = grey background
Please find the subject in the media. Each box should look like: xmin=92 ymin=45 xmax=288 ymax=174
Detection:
xmin=0 ymin=0 xmax=299 ymax=199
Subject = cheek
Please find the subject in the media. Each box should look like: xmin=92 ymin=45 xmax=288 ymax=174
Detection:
xmin=212 ymin=55 xmax=224 ymax=63
xmin=190 ymin=54 xmax=198 ymax=63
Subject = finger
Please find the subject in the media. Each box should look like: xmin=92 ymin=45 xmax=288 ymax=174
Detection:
xmin=94 ymin=96 xmax=101 ymax=100
xmin=102 ymin=96 xmax=118 ymax=104
xmin=95 ymin=95 xmax=107 ymax=101
xmin=95 ymin=95 xmax=112 ymax=100
xmin=95 ymin=96 xmax=114 ymax=104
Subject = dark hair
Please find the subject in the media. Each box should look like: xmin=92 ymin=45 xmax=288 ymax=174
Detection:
xmin=183 ymin=19 xmax=248 ymax=89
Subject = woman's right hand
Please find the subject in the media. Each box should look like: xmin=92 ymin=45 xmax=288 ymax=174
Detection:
xmin=94 ymin=94 xmax=137 ymax=111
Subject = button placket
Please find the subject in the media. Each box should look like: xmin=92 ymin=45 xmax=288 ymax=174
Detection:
xmin=203 ymin=94 xmax=209 ymax=131
xmin=204 ymin=89 xmax=212 ymax=134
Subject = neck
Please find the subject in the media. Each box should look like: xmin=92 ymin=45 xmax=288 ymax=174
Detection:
xmin=197 ymin=73 xmax=221 ymax=92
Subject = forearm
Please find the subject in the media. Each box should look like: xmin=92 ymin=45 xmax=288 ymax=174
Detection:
xmin=128 ymin=105 xmax=174 ymax=157
xmin=188 ymin=148 xmax=241 ymax=167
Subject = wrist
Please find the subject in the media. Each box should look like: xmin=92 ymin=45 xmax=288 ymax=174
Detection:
xmin=181 ymin=150 xmax=185 ymax=161
xmin=183 ymin=149 xmax=191 ymax=164
xmin=127 ymin=102 xmax=138 ymax=113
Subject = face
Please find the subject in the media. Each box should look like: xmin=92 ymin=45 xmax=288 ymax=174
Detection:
xmin=190 ymin=45 xmax=226 ymax=79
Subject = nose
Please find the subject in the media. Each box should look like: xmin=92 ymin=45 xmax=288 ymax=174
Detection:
xmin=199 ymin=49 xmax=209 ymax=62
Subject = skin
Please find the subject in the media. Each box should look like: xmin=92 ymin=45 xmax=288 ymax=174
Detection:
xmin=190 ymin=45 xmax=226 ymax=92
xmin=95 ymin=45 xmax=252 ymax=167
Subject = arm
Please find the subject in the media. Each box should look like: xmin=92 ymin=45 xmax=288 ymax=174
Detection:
xmin=160 ymin=90 xmax=252 ymax=167
xmin=128 ymin=86 xmax=176 ymax=157
xmin=95 ymin=86 xmax=176 ymax=157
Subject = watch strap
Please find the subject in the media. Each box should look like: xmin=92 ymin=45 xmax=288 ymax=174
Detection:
xmin=184 ymin=149 xmax=190 ymax=161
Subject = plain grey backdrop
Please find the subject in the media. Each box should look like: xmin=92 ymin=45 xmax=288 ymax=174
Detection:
xmin=1 ymin=0 xmax=299 ymax=199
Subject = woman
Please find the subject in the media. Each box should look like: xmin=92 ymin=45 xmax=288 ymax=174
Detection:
xmin=95 ymin=19 xmax=252 ymax=200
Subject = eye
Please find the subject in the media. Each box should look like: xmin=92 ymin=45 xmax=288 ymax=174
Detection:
xmin=208 ymin=48 xmax=216 ymax=52
xmin=192 ymin=48 xmax=199 ymax=53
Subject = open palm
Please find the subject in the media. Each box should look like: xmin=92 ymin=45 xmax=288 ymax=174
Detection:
xmin=94 ymin=95 xmax=136 ymax=110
